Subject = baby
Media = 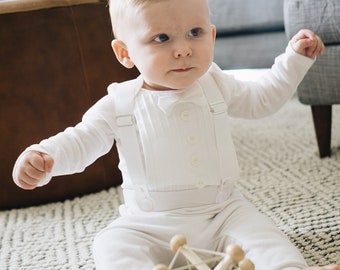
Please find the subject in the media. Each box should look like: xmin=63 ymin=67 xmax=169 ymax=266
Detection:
xmin=13 ymin=0 xmax=339 ymax=269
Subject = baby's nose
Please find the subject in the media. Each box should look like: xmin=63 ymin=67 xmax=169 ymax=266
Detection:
xmin=174 ymin=42 xmax=192 ymax=58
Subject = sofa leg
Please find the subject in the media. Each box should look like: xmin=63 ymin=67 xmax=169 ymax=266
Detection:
xmin=311 ymin=105 xmax=332 ymax=158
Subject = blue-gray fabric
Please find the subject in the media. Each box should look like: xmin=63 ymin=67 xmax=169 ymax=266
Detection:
xmin=284 ymin=0 xmax=340 ymax=45
xmin=208 ymin=0 xmax=284 ymax=34
xmin=209 ymin=0 xmax=340 ymax=106
xmin=284 ymin=0 xmax=340 ymax=105
xmin=297 ymin=46 xmax=340 ymax=105
xmin=214 ymin=32 xmax=287 ymax=69
xmin=208 ymin=0 xmax=287 ymax=69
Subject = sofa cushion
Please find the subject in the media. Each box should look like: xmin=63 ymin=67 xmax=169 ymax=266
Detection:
xmin=284 ymin=0 xmax=340 ymax=45
xmin=214 ymin=32 xmax=287 ymax=69
xmin=296 ymin=46 xmax=340 ymax=105
xmin=208 ymin=0 xmax=284 ymax=35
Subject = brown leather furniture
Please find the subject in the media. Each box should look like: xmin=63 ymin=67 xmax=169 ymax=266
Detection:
xmin=0 ymin=0 xmax=139 ymax=209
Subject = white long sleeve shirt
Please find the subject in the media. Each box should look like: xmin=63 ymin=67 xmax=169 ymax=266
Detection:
xmin=13 ymin=45 xmax=314 ymax=191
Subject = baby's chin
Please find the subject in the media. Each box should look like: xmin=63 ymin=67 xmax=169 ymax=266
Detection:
xmin=142 ymin=70 xmax=206 ymax=90
xmin=143 ymin=80 xmax=196 ymax=91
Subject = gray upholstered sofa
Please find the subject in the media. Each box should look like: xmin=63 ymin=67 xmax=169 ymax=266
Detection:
xmin=209 ymin=0 xmax=287 ymax=69
xmin=284 ymin=0 xmax=340 ymax=158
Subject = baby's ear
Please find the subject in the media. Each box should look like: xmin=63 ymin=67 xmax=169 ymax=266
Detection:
xmin=211 ymin=24 xmax=217 ymax=42
xmin=111 ymin=39 xmax=135 ymax=69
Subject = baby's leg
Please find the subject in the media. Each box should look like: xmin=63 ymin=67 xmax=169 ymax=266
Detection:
xmin=93 ymin=223 xmax=173 ymax=270
xmin=218 ymin=190 xmax=308 ymax=270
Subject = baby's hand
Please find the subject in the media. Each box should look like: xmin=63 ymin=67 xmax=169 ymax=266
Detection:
xmin=291 ymin=29 xmax=325 ymax=59
xmin=13 ymin=151 xmax=54 ymax=190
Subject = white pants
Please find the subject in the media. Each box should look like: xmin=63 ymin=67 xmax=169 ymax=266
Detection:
xmin=93 ymin=189 xmax=308 ymax=270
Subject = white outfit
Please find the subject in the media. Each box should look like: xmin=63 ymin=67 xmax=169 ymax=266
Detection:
xmin=13 ymin=45 xmax=314 ymax=269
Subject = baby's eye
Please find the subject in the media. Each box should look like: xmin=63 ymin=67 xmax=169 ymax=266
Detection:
xmin=188 ymin=28 xmax=202 ymax=37
xmin=154 ymin=34 xmax=170 ymax=42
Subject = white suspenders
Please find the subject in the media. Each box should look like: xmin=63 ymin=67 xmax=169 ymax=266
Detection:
xmin=197 ymin=74 xmax=239 ymax=193
xmin=109 ymin=76 xmax=155 ymax=210
xmin=110 ymin=76 xmax=147 ymax=187
xmin=110 ymin=72 xmax=239 ymax=210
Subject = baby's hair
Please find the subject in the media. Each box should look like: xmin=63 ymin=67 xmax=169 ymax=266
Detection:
xmin=109 ymin=0 xmax=156 ymax=38
xmin=108 ymin=0 xmax=210 ymax=38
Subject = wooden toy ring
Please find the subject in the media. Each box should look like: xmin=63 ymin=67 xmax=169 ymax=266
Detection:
xmin=152 ymin=235 xmax=255 ymax=270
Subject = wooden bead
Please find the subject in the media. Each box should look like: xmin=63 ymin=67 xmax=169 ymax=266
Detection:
xmin=170 ymin=234 xmax=187 ymax=252
xmin=226 ymin=244 xmax=245 ymax=263
xmin=238 ymin=258 xmax=255 ymax=270
xmin=169 ymin=235 xmax=210 ymax=270
xmin=152 ymin=264 xmax=169 ymax=270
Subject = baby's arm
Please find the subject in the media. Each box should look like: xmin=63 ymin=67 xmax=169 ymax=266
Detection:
xmin=13 ymin=150 xmax=54 ymax=190
xmin=12 ymin=94 xmax=118 ymax=189
xmin=290 ymin=29 xmax=325 ymax=59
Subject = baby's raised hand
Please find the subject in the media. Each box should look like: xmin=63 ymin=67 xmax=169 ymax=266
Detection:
xmin=291 ymin=29 xmax=325 ymax=59
xmin=13 ymin=151 xmax=54 ymax=190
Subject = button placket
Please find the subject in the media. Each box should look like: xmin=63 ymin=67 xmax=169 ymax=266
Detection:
xmin=187 ymin=134 xmax=198 ymax=144
xmin=177 ymin=105 xmax=206 ymax=188
xmin=135 ymin=186 xmax=155 ymax=211
xmin=180 ymin=110 xmax=191 ymax=121
xmin=195 ymin=177 xmax=206 ymax=188
xmin=190 ymin=155 xmax=201 ymax=167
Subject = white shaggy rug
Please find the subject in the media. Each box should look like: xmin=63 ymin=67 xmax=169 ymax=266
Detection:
xmin=1 ymin=95 xmax=339 ymax=269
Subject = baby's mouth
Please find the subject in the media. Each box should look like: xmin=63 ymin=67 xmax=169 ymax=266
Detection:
xmin=172 ymin=67 xmax=193 ymax=72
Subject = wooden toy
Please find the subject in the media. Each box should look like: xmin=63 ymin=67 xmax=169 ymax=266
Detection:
xmin=153 ymin=235 xmax=255 ymax=270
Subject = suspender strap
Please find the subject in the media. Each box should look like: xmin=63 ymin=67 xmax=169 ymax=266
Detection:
xmin=109 ymin=77 xmax=147 ymax=186
xmin=198 ymin=74 xmax=239 ymax=185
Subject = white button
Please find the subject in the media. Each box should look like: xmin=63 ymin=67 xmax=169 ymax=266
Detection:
xmin=136 ymin=193 xmax=155 ymax=211
xmin=216 ymin=191 xmax=229 ymax=203
xmin=195 ymin=178 xmax=205 ymax=188
xmin=191 ymin=156 xmax=201 ymax=166
xmin=180 ymin=110 xmax=191 ymax=121
xmin=138 ymin=197 xmax=155 ymax=211
xmin=187 ymin=135 xmax=198 ymax=144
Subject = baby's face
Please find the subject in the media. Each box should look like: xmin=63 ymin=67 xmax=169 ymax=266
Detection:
xmin=120 ymin=0 xmax=216 ymax=90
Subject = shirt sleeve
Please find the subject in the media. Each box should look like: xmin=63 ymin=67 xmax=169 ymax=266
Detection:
xmin=13 ymin=93 xmax=118 ymax=187
xmin=210 ymin=44 xmax=315 ymax=119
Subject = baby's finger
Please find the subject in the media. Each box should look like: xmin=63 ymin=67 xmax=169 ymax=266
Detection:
xmin=310 ymin=39 xmax=325 ymax=58
xmin=28 ymin=151 xmax=46 ymax=172
xmin=17 ymin=181 xmax=37 ymax=190
xmin=24 ymin=164 xmax=47 ymax=180
xmin=315 ymin=38 xmax=325 ymax=56
xmin=16 ymin=174 xmax=40 ymax=190
xmin=41 ymin=153 xmax=54 ymax=173
xmin=292 ymin=29 xmax=315 ymax=43
xmin=292 ymin=38 xmax=311 ymax=54
xmin=306 ymin=40 xmax=318 ymax=58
